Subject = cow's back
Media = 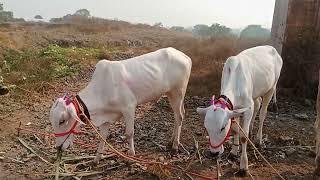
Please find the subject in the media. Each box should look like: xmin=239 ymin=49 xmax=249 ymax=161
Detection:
xmin=222 ymin=46 xmax=282 ymax=100
xmin=120 ymin=47 xmax=192 ymax=103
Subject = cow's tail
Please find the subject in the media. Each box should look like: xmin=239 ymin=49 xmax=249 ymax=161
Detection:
xmin=272 ymin=86 xmax=278 ymax=112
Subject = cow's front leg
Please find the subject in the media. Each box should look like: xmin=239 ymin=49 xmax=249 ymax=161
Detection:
xmin=94 ymin=123 xmax=110 ymax=164
xmin=123 ymin=107 xmax=136 ymax=156
xmin=230 ymin=118 xmax=240 ymax=158
xmin=236 ymin=106 xmax=253 ymax=177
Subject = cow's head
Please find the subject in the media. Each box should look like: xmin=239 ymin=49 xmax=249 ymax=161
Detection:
xmin=197 ymin=96 xmax=248 ymax=155
xmin=49 ymin=95 xmax=84 ymax=151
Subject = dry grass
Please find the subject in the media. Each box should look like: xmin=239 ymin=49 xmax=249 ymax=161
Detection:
xmin=0 ymin=21 xmax=267 ymax=96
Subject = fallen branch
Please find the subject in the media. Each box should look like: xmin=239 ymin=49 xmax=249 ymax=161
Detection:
xmin=97 ymin=163 xmax=126 ymax=171
xmin=62 ymin=155 xmax=96 ymax=162
xmin=179 ymin=143 xmax=190 ymax=156
xmin=216 ymin=158 xmax=222 ymax=180
xmin=186 ymin=173 xmax=195 ymax=180
xmin=17 ymin=137 xmax=51 ymax=165
xmin=55 ymin=149 xmax=62 ymax=180
xmin=7 ymin=156 xmax=25 ymax=164
xmin=72 ymin=176 xmax=81 ymax=180
xmin=253 ymin=149 xmax=259 ymax=160
xmin=193 ymin=136 xmax=202 ymax=164
xmin=248 ymin=171 xmax=254 ymax=180
xmin=62 ymin=153 xmax=116 ymax=163
xmin=47 ymin=171 xmax=104 ymax=177
xmin=33 ymin=134 xmax=45 ymax=145
xmin=265 ymin=145 xmax=315 ymax=149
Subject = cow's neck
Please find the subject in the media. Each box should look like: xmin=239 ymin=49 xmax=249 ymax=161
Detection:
xmin=77 ymin=88 xmax=101 ymax=126
xmin=220 ymin=90 xmax=236 ymax=108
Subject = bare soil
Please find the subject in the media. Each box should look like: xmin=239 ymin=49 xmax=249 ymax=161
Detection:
xmin=0 ymin=71 xmax=317 ymax=180
xmin=0 ymin=22 xmax=318 ymax=180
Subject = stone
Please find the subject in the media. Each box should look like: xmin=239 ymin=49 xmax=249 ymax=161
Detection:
xmin=280 ymin=135 xmax=293 ymax=142
xmin=279 ymin=151 xmax=286 ymax=159
xmin=285 ymin=148 xmax=296 ymax=156
xmin=159 ymin=156 xmax=165 ymax=162
xmin=110 ymin=160 xmax=116 ymax=165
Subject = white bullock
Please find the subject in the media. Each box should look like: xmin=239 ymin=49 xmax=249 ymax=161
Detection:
xmin=49 ymin=47 xmax=192 ymax=163
xmin=315 ymin=71 xmax=320 ymax=177
xmin=197 ymin=45 xmax=282 ymax=176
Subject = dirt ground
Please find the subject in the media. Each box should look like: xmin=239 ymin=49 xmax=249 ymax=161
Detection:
xmin=0 ymin=22 xmax=318 ymax=180
xmin=0 ymin=67 xmax=317 ymax=180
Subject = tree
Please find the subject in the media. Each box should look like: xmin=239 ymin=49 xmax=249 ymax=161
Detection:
xmin=74 ymin=9 xmax=90 ymax=17
xmin=192 ymin=23 xmax=231 ymax=38
xmin=192 ymin=24 xmax=211 ymax=37
xmin=240 ymin=25 xmax=270 ymax=40
xmin=209 ymin=23 xmax=231 ymax=37
xmin=0 ymin=3 xmax=14 ymax=22
xmin=34 ymin=15 xmax=43 ymax=19
xmin=170 ymin=26 xmax=186 ymax=32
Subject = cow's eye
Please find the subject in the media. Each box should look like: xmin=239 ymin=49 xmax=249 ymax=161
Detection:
xmin=220 ymin=126 xmax=226 ymax=132
xmin=59 ymin=119 xmax=66 ymax=125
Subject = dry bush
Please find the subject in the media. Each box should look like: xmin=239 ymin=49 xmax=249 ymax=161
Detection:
xmin=0 ymin=22 xmax=267 ymax=96
xmin=131 ymin=35 xmax=266 ymax=96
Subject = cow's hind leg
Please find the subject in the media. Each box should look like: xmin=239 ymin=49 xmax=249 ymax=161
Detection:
xmin=167 ymin=89 xmax=185 ymax=153
xmin=256 ymin=88 xmax=275 ymax=146
xmin=123 ymin=106 xmax=137 ymax=156
xmin=249 ymin=97 xmax=262 ymax=140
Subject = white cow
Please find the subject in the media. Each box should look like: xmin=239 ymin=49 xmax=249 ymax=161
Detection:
xmin=315 ymin=71 xmax=320 ymax=177
xmin=197 ymin=45 xmax=282 ymax=176
xmin=49 ymin=47 xmax=192 ymax=163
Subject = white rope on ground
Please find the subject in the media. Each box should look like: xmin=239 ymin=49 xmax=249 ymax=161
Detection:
xmin=234 ymin=121 xmax=285 ymax=180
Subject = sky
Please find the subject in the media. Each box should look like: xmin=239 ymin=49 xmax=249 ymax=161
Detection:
xmin=1 ymin=0 xmax=275 ymax=29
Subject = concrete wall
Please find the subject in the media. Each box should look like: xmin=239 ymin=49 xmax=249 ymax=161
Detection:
xmin=271 ymin=0 xmax=289 ymax=55
xmin=272 ymin=0 xmax=320 ymax=98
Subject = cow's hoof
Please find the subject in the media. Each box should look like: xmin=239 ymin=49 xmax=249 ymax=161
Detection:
xmin=235 ymin=169 xmax=248 ymax=177
xmin=167 ymin=141 xmax=179 ymax=155
xmin=127 ymin=149 xmax=135 ymax=156
xmin=167 ymin=141 xmax=173 ymax=150
xmin=170 ymin=148 xmax=179 ymax=155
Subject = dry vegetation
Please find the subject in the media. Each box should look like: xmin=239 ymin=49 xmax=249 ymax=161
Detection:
xmin=0 ymin=19 xmax=267 ymax=97
xmin=5 ymin=20 xmax=315 ymax=180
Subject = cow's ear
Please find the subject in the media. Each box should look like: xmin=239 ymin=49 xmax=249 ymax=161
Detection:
xmin=227 ymin=107 xmax=249 ymax=119
xmin=196 ymin=107 xmax=209 ymax=120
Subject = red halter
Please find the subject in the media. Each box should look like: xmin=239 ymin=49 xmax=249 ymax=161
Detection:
xmin=208 ymin=96 xmax=236 ymax=149
xmin=54 ymin=97 xmax=82 ymax=137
